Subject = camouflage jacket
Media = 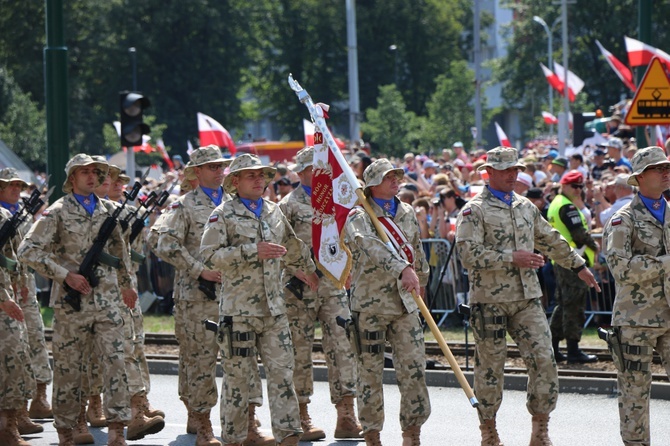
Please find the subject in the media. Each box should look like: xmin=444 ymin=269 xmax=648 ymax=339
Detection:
xmin=17 ymin=194 xmax=133 ymax=310
xmin=604 ymin=195 xmax=670 ymax=327
xmin=456 ymin=187 xmax=584 ymax=304
xmin=200 ymin=195 xmax=315 ymax=317
xmin=0 ymin=207 xmax=19 ymax=303
xmin=344 ymin=197 xmax=429 ymax=315
xmin=155 ymin=187 xmax=219 ymax=302
xmin=279 ymin=185 xmax=343 ymax=304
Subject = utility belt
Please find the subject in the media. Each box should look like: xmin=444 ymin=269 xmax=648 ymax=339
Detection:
xmin=204 ymin=316 xmax=257 ymax=359
xmin=598 ymin=327 xmax=652 ymax=372
xmin=336 ymin=312 xmax=386 ymax=355
xmin=461 ymin=304 xmax=508 ymax=340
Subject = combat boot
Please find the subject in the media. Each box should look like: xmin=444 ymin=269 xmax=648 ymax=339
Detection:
xmin=363 ymin=429 xmax=382 ymax=446
xmin=529 ymin=414 xmax=553 ymax=446
xmin=298 ymin=402 xmax=325 ymax=441
xmin=56 ymin=427 xmax=75 ymax=446
xmin=29 ymin=383 xmax=53 ymax=418
xmin=138 ymin=394 xmax=165 ymax=419
xmin=0 ymin=410 xmax=31 ymax=446
xmin=73 ymin=404 xmax=94 ymax=444
xmin=183 ymin=401 xmax=196 ymax=434
xmin=193 ymin=411 xmax=221 ymax=446
xmin=334 ymin=396 xmax=363 ymax=438
xmin=566 ymin=340 xmax=597 ymax=364
xmin=552 ymin=339 xmax=565 ymax=363
xmin=17 ymin=401 xmax=43 ymax=435
xmin=479 ymin=419 xmax=504 ymax=446
xmin=402 ymin=425 xmax=421 ymax=446
xmin=86 ymin=395 xmax=106 ymax=427
xmin=276 ymin=435 xmax=299 ymax=445
xmin=107 ymin=422 xmax=127 ymax=446
xmin=243 ymin=404 xmax=273 ymax=446
xmin=126 ymin=394 xmax=165 ymax=440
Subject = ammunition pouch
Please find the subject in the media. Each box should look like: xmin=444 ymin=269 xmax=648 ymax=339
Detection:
xmin=285 ymin=275 xmax=304 ymax=300
xmin=470 ymin=304 xmax=507 ymax=340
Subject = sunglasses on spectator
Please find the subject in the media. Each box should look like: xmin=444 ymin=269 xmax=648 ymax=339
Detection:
xmin=569 ymin=184 xmax=584 ymax=189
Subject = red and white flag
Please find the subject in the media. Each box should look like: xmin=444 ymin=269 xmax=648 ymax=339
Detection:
xmin=596 ymin=40 xmax=636 ymax=92
xmin=311 ymin=106 xmax=358 ymax=287
xmin=540 ymin=63 xmax=571 ymax=100
xmin=625 ymin=36 xmax=670 ymax=69
xmin=553 ymin=62 xmax=584 ymax=100
xmin=187 ymin=140 xmax=195 ymax=156
xmin=655 ymin=125 xmax=668 ymax=148
xmin=197 ymin=112 xmax=237 ymax=154
xmin=156 ymin=139 xmax=174 ymax=170
xmin=542 ymin=111 xmax=558 ymax=125
xmin=495 ymin=122 xmax=512 ymax=147
xmin=304 ymin=118 xmax=346 ymax=150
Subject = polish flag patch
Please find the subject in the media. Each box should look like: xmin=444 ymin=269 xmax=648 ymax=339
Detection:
xmin=462 ymin=208 xmax=472 ymax=216
xmin=170 ymin=202 xmax=180 ymax=209
xmin=209 ymin=214 xmax=219 ymax=223
xmin=611 ymin=217 xmax=622 ymax=226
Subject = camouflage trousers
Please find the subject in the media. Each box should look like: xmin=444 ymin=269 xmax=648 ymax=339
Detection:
xmin=286 ymin=288 xmax=357 ymax=405
xmin=82 ymin=335 xmax=104 ymax=396
xmin=471 ymin=298 xmax=558 ymax=421
xmin=550 ymin=264 xmax=588 ymax=342
xmin=19 ymin=295 xmax=53 ymax=384
xmin=615 ymin=326 xmax=670 ymax=446
xmin=0 ymin=312 xmax=35 ymax=409
xmin=355 ymin=311 xmax=430 ymax=433
xmin=52 ymin=306 xmax=130 ymax=428
xmin=131 ymin=306 xmax=151 ymax=394
xmin=122 ymin=305 xmax=146 ymax=396
xmin=219 ymin=314 xmax=301 ymax=444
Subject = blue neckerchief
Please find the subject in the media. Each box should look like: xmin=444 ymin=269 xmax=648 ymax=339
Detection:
xmin=487 ymin=186 xmax=513 ymax=206
xmin=73 ymin=193 xmax=98 ymax=215
xmin=240 ymin=197 xmax=263 ymax=218
xmin=639 ymin=193 xmax=666 ymax=224
xmin=0 ymin=200 xmax=19 ymax=215
xmin=302 ymin=185 xmax=312 ymax=197
xmin=201 ymin=186 xmax=223 ymax=207
xmin=373 ymin=197 xmax=397 ymax=217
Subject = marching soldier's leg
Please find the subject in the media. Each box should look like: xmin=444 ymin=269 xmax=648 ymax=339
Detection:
xmin=21 ymin=295 xmax=53 ymax=419
xmin=130 ymin=306 xmax=164 ymax=419
xmin=173 ymin=299 xmax=196 ymax=433
xmin=84 ymin=338 xmax=106 ymax=428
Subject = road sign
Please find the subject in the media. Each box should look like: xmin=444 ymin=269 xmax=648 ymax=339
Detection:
xmin=626 ymin=57 xmax=670 ymax=125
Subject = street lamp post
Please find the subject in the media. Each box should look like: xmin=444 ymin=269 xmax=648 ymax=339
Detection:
xmin=127 ymin=47 xmax=137 ymax=181
xmin=533 ymin=15 xmax=561 ymax=135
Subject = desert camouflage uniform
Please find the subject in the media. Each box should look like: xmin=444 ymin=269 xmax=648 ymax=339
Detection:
xmin=17 ymin=192 xmax=133 ymax=429
xmin=201 ymin=194 xmax=315 ymax=444
xmin=456 ymin=187 xmax=585 ymax=421
xmin=279 ymin=185 xmax=356 ymax=405
xmin=605 ymin=194 xmax=670 ymax=446
xmin=0 ymin=207 xmax=35 ymax=411
xmin=344 ymin=196 xmax=431 ymax=433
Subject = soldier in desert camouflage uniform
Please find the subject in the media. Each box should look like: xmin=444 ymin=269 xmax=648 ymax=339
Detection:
xmin=344 ymin=158 xmax=430 ymax=446
xmin=278 ymin=147 xmax=362 ymax=441
xmin=17 ymin=154 xmax=138 ymax=446
xmin=604 ymin=146 xmax=670 ymax=446
xmin=0 ymin=168 xmax=52 ymax=434
xmin=200 ymin=154 xmax=319 ymax=446
xmin=0 ymin=206 xmax=35 ymax=446
xmin=455 ymin=147 xmax=600 ymax=446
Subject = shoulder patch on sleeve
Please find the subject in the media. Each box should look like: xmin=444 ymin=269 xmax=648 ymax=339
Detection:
xmin=348 ymin=206 xmax=363 ymax=217
xmin=209 ymin=214 xmax=219 ymax=223
xmin=41 ymin=209 xmax=50 ymax=216
xmin=611 ymin=217 xmax=622 ymax=226
xmin=462 ymin=208 xmax=472 ymax=216
xmin=170 ymin=202 xmax=180 ymax=209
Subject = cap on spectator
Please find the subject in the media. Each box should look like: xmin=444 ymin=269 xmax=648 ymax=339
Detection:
xmin=516 ymin=172 xmax=533 ymax=188
xmin=559 ymin=170 xmax=584 ymax=186
xmin=627 ymin=145 xmax=670 ymax=186
xmin=173 ymin=154 xmax=183 ymax=162
xmin=477 ymin=147 xmax=526 ymax=172
xmin=551 ymin=157 xmax=568 ymax=168
xmin=598 ymin=137 xmax=624 ymax=150
xmin=543 ymin=149 xmax=559 ymax=159
xmin=610 ymin=112 xmax=623 ymax=122
xmin=607 ymin=173 xmax=631 ymax=187
xmin=593 ymin=148 xmax=607 ymax=156
xmin=452 ymin=141 xmax=464 ymax=148
xmin=423 ymin=160 xmax=439 ymax=169
xmin=526 ymin=188 xmax=544 ymax=199
xmin=276 ymin=177 xmax=292 ymax=186
xmin=403 ymin=152 xmax=414 ymax=161
xmin=453 ymin=158 xmax=466 ymax=167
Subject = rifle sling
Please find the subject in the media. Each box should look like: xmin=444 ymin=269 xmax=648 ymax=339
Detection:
xmin=130 ymin=249 xmax=146 ymax=264
xmin=98 ymin=251 xmax=121 ymax=269
xmin=0 ymin=253 xmax=17 ymax=272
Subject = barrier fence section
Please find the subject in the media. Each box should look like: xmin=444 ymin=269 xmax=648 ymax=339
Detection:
xmin=421 ymin=235 xmax=615 ymax=328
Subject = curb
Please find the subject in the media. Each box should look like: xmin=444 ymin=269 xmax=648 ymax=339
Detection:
xmin=146 ymin=360 xmax=670 ymax=400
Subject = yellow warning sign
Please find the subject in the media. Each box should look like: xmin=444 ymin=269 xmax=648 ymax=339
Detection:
xmin=626 ymin=57 xmax=670 ymax=125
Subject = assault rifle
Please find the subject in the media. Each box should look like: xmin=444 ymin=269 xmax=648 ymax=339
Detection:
xmin=128 ymin=183 xmax=174 ymax=245
xmin=64 ymin=171 xmax=147 ymax=311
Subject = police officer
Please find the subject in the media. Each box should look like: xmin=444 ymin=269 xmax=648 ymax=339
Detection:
xmin=0 ymin=205 xmax=34 ymax=446
xmin=278 ymin=147 xmax=362 ymax=440
xmin=546 ymin=170 xmax=599 ymax=363
xmin=200 ymin=154 xmax=318 ymax=446
xmin=604 ymin=146 xmax=670 ymax=446
xmin=0 ymin=169 xmax=52 ymax=432
xmin=344 ymin=159 xmax=430 ymax=446
xmin=17 ymin=154 xmax=138 ymax=446
xmin=455 ymin=147 xmax=599 ymax=446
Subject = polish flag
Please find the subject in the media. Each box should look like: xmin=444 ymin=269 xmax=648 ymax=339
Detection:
xmin=542 ymin=111 xmax=558 ymax=125
xmin=656 ymin=126 xmax=666 ymax=148
xmin=595 ymin=40 xmax=636 ymax=92
xmin=303 ymin=118 xmax=346 ymax=149
xmin=197 ymin=112 xmax=237 ymax=154
xmin=624 ymin=36 xmax=670 ymax=68
xmin=156 ymin=139 xmax=174 ymax=170
xmin=540 ymin=63 xmax=565 ymax=95
xmin=495 ymin=122 xmax=512 ymax=147
xmin=553 ymin=62 xmax=584 ymax=100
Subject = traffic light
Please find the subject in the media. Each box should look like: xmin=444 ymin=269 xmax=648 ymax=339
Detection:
xmin=573 ymin=112 xmax=596 ymax=147
xmin=119 ymin=91 xmax=150 ymax=147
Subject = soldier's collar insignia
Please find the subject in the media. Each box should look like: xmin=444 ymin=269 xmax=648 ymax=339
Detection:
xmin=504 ymin=194 xmax=511 ymax=202
xmin=652 ymin=200 xmax=662 ymax=210
xmin=383 ymin=201 xmax=392 ymax=211
xmin=249 ymin=201 xmax=258 ymax=210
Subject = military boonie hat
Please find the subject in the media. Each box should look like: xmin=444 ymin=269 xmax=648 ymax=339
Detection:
xmin=477 ymin=147 xmax=526 ymax=172
xmin=0 ymin=167 xmax=28 ymax=189
xmin=223 ymin=154 xmax=276 ymax=194
xmin=184 ymin=145 xmax=233 ymax=180
xmin=627 ymin=146 xmax=670 ymax=186
xmin=89 ymin=156 xmax=128 ymax=185
xmin=363 ymin=158 xmax=404 ymax=196
xmin=292 ymin=146 xmax=314 ymax=173
xmin=63 ymin=153 xmax=109 ymax=193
